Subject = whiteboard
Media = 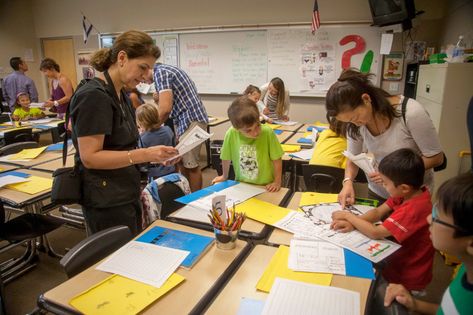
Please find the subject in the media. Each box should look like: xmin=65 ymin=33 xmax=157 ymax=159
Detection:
xmin=179 ymin=31 xmax=268 ymax=94
xmin=150 ymin=33 xmax=179 ymax=67
xmin=267 ymin=25 xmax=382 ymax=97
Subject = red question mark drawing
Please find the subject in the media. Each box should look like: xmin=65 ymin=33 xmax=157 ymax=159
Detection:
xmin=339 ymin=35 xmax=366 ymax=69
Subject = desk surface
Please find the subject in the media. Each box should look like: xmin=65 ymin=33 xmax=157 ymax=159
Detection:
xmin=206 ymin=244 xmax=371 ymax=315
xmin=276 ymin=131 xmax=293 ymax=143
xmin=39 ymin=220 xmax=251 ymax=315
xmin=271 ymin=122 xmax=303 ymax=132
xmin=0 ymin=163 xmax=18 ymax=173
xmin=168 ymin=187 xmax=290 ymax=240
xmin=0 ymin=168 xmax=52 ymax=207
xmin=208 ymin=116 xmax=230 ymax=127
xmin=283 ymin=131 xmax=314 ymax=148
xmin=31 ymin=156 xmax=74 ymax=172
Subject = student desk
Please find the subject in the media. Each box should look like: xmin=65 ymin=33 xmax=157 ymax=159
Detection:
xmin=167 ymin=187 xmax=291 ymax=241
xmin=276 ymin=131 xmax=293 ymax=143
xmin=0 ymin=163 xmax=18 ymax=173
xmin=0 ymin=169 xmax=52 ymax=208
xmin=205 ymin=244 xmax=371 ymax=315
xmin=38 ymin=220 xmax=252 ymax=315
xmin=283 ymin=131 xmax=314 ymax=149
xmin=31 ymin=156 xmax=74 ymax=172
xmin=0 ymin=151 xmax=64 ymax=168
xmin=272 ymin=122 xmax=303 ymax=132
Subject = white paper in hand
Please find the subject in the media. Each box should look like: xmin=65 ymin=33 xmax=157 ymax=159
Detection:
xmin=168 ymin=126 xmax=212 ymax=162
xmin=343 ymin=151 xmax=376 ymax=174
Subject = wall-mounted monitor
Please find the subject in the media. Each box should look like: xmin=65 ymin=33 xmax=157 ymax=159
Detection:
xmin=368 ymin=0 xmax=416 ymax=27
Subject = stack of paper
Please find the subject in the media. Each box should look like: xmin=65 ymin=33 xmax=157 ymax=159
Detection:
xmin=8 ymin=146 xmax=47 ymax=160
xmin=272 ymin=120 xmax=298 ymax=126
xmin=166 ymin=125 xmax=212 ymax=162
xmin=262 ymin=278 xmax=360 ymax=315
xmin=96 ymin=241 xmax=189 ymax=288
xmin=6 ymin=175 xmax=52 ymax=194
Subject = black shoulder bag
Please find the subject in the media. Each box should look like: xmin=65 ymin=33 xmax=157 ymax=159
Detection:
xmin=401 ymin=96 xmax=447 ymax=172
xmin=51 ymin=78 xmax=105 ymax=204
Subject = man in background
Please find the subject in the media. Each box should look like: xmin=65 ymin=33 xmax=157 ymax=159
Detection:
xmin=2 ymin=57 xmax=39 ymax=112
xmin=153 ymin=63 xmax=208 ymax=191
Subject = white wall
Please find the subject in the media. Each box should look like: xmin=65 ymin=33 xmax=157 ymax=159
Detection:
xmin=2 ymin=0 xmax=466 ymax=135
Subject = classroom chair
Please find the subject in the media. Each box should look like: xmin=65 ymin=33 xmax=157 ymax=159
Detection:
xmin=365 ymin=274 xmax=409 ymax=315
xmin=3 ymin=128 xmax=35 ymax=146
xmin=301 ymin=164 xmax=345 ymax=193
xmin=158 ymin=182 xmax=186 ymax=219
xmin=0 ymin=141 xmax=38 ymax=156
xmin=0 ymin=203 xmax=64 ymax=284
xmin=0 ymin=114 xmax=10 ymax=124
xmin=59 ymin=225 xmax=132 ymax=278
xmin=50 ymin=122 xmax=66 ymax=144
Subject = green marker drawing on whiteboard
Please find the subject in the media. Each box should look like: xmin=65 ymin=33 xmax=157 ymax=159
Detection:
xmin=360 ymin=50 xmax=374 ymax=73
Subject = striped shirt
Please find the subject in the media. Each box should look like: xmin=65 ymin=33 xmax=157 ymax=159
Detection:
xmin=153 ymin=64 xmax=208 ymax=136
xmin=437 ymin=265 xmax=473 ymax=315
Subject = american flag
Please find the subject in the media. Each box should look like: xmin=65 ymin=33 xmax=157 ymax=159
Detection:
xmin=311 ymin=0 xmax=321 ymax=34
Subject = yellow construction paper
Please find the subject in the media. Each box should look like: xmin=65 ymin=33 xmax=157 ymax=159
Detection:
xmin=313 ymin=121 xmax=329 ymax=127
xmin=281 ymin=144 xmax=301 ymax=153
xmin=266 ymin=124 xmax=282 ymax=130
xmin=299 ymin=192 xmax=338 ymax=207
xmin=237 ymin=198 xmax=292 ymax=225
xmin=302 ymin=132 xmax=312 ymax=138
xmin=70 ymin=273 xmax=185 ymax=315
xmin=9 ymin=146 xmax=47 ymax=160
xmin=6 ymin=176 xmax=52 ymax=194
xmin=256 ymin=246 xmax=332 ymax=292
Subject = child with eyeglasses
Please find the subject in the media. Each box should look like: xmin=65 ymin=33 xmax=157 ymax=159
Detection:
xmin=384 ymin=172 xmax=473 ymax=314
xmin=331 ymin=148 xmax=434 ymax=292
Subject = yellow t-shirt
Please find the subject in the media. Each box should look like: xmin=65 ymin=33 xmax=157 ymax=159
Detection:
xmin=309 ymin=129 xmax=347 ymax=168
xmin=13 ymin=107 xmax=44 ymax=120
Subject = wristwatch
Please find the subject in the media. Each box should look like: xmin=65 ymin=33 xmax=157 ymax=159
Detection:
xmin=53 ymin=100 xmax=59 ymax=107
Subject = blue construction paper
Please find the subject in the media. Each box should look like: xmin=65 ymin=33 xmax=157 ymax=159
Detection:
xmin=136 ymin=226 xmax=214 ymax=268
xmin=34 ymin=125 xmax=52 ymax=130
xmin=208 ymin=180 xmax=238 ymax=192
xmin=236 ymin=298 xmax=265 ymax=315
xmin=0 ymin=171 xmax=31 ymax=178
xmin=297 ymin=138 xmax=312 ymax=144
xmin=344 ymin=249 xmax=375 ymax=279
xmin=307 ymin=126 xmax=327 ymax=132
xmin=175 ymin=180 xmax=239 ymax=204
xmin=273 ymin=129 xmax=283 ymax=135
xmin=46 ymin=139 xmax=72 ymax=151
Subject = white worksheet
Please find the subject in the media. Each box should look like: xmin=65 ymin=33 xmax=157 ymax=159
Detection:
xmin=169 ymin=125 xmax=212 ymax=161
xmin=343 ymin=151 xmax=376 ymax=174
xmin=262 ymin=278 xmax=360 ymax=315
xmin=289 ymin=238 xmax=345 ymax=275
xmin=0 ymin=175 xmax=30 ymax=188
xmin=96 ymin=241 xmax=189 ymax=288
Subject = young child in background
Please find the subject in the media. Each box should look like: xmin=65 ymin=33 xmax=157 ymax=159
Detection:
xmin=331 ymin=148 xmax=434 ymax=292
xmin=136 ymin=103 xmax=176 ymax=178
xmin=12 ymin=92 xmax=45 ymax=121
xmin=259 ymin=77 xmax=290 ymax=122
xmin=212 ymin=96 xmax=284 ymax=192
xmin=310 ymin=118 xmax=347 ymax=168
xmin=244 ymin=84 xmax=272 ymax=123
xmin=384 ymin=172 xmax=473 ymax=315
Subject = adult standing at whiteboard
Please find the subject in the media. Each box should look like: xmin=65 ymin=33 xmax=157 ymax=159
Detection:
xmin=153 ymin=63 xmax=209 ymax=192
xmin=326 ymin=69 xmax=444 ymax=207
xmin=259 ymin=77 xmax=291 ymax=122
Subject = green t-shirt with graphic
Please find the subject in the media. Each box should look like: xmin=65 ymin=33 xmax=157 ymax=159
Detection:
xmin=13 ymin=107 xmax=44 ymax=120
xmin=437 ymin=264 xmax=473 ymax=315
xmin=220 ymin=124 xmax=284 ymax=185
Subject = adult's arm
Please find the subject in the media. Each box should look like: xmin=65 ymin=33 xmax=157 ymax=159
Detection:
xmin=57 ymin=75 xmax=74 ymax=105
xmin=78 ymin=134 xmax=178 ymax=169
xmin=158 ymin=90 xmax=173 ymax=123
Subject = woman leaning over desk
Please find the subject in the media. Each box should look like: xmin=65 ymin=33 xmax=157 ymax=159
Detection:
xmin=70 ymin=30 xmax=179 ymax=235
xmin=325 ymin=69 xmax=444 ymax=207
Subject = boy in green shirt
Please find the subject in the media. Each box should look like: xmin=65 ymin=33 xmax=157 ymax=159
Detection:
xmin=12 ymin=92 xmax=45 ymax=121
xmin=212 ymin=96 xmax=284 ymax=192
xmin=384 ymin=172 xmax=473 ymax=315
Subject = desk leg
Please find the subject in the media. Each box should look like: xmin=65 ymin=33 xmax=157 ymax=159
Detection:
xmin=202 ymin=126 xmax=212 ymax=170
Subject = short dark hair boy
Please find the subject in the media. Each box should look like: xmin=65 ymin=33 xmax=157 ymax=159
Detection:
xmin=378 ymin=148 xmax=425 ymax=189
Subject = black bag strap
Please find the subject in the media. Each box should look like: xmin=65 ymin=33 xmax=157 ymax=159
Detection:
xmin=401 ymin=96 xmax=409 ymax=125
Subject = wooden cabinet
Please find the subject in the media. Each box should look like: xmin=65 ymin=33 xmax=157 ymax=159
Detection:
xmin=416 ymin=63 xmax=473 ymax=187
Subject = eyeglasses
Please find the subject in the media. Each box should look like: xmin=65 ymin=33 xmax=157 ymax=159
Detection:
xmin=431 ymin=205 xmax=470 ymax=235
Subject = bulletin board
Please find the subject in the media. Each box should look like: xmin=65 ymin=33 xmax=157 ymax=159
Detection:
xmin=99 ymin=24 xmax=382 ymax=97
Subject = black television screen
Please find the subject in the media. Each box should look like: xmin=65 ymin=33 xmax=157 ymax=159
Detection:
xmin=369 ymin=0 xmax=416 ymax=26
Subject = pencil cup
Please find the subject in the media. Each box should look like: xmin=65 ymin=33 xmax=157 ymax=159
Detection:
xmin=213 ymin=228 xmax=238 ymax=250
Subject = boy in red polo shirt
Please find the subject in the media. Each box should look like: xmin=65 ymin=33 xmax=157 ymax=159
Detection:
xmin=331 ymin=148 xmax=434 ymax=291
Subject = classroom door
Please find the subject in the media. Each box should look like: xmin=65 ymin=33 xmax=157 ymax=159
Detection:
xmin=41 ymin=38 xmax=78 ymax=91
